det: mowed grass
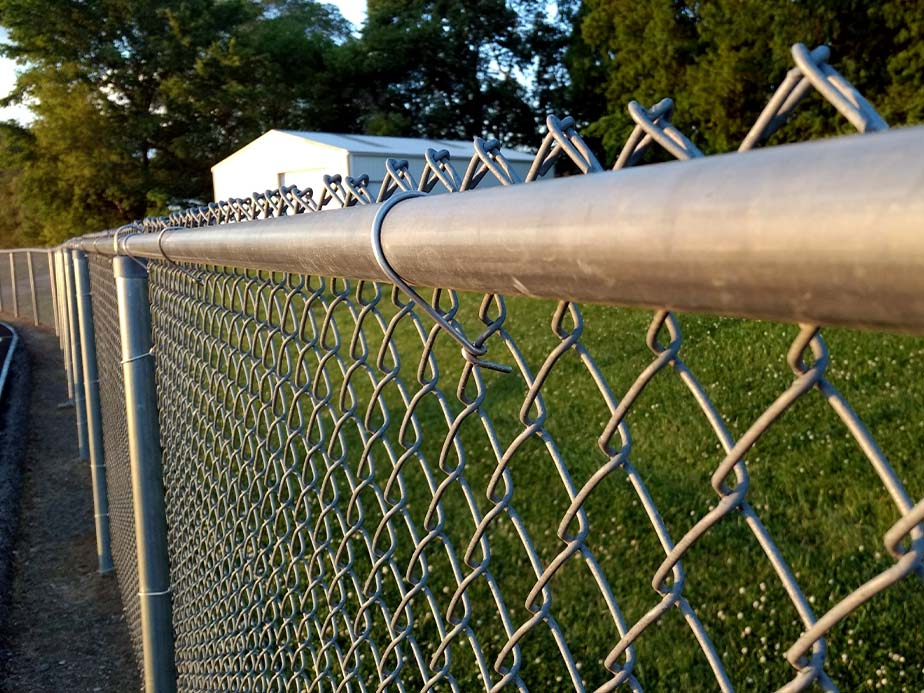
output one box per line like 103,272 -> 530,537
168,267 -> 924,691
343,289 -> 924,691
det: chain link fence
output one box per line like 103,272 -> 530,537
3,43 -> 924,691
88,253 -> 145,670
0,249 -> 58,329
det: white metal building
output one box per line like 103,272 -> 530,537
210,130 -> 540,202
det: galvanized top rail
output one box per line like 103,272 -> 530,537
30,42 -> 924,693
70,126 -> 924,334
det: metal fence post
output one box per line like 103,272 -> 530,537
48,249 -> 60,335
26,250 -> 38,326
73,250 -> 114,574
57,250 -> 74,400
0,252 -> 5,314
56,251 -> 66,348
53,252 -> 61,338
113,256 -> 176,693
9,252 -> 18,319
63,249 -> 88,458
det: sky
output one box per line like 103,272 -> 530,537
329,0 -> 367,29
0,28 -> 32,124
0,1 -> 369,125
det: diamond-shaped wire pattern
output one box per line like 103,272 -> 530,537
88,253 -> 144,678
0,250 -> 56,327
58,43 -> 924,692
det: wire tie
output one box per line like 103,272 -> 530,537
112,225 -> 150,274
370,191 -> 511,373
121,346 -> 156,365
112,225 -> 134,255
158,227 -> 204,286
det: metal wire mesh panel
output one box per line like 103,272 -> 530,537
55,43 -> 924,692
31,252 -> 54,327
0,252 -> 13,314
138,247 -> 923,692
0,250 -> 58,328
147,262 -> 607,691
10,252 -> 30,322
88,253 -> 144,677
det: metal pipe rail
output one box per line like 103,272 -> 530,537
33,44 -> 924,692
72,126 -> 924,334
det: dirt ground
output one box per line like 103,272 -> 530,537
0,322 -> 138,692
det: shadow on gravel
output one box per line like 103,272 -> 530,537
0,323 -> 138,693
0,336 -> 30,637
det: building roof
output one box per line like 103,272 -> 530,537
276,130 -> 536,162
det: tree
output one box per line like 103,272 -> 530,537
571,0 -> 924,159
0,0 -> 352,242
0,122 -> 38,247
156,0 -> 355,202
0,0 -> 584,243
348,0 -> 550,145
10,69 -> 144,242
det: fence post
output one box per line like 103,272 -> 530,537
113,256 -> 176,693
9,252 -> 18,319
48,250 -> 59,336
57,250 -> 74,400
73,250 -> 114,574
63,249 -> 88,459
26,251 -> 38,326
57,251 -> 67,348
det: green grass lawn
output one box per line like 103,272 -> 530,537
154,267 -> 924,691
376,293 -> 924,691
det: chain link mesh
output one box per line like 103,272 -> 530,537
88,253 -> 144,678
73,43 -> 924,691
0,250 -> 56,327
31,251 -> 55,327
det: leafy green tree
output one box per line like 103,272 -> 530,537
879,0 -> 924,125
349,0 -> 550,145
0,122 -> 38,247
572,0 -> 924,158
0,0 -> 581,242
16,70 -> 143,242
0,0 -> 351,242
157,1 -> 354,202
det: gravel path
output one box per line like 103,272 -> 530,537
0,323 -> 138,692
0,326 -> 30,640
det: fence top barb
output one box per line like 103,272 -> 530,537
70,125 -> 924,334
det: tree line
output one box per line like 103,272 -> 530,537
0,0 -> 921,245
